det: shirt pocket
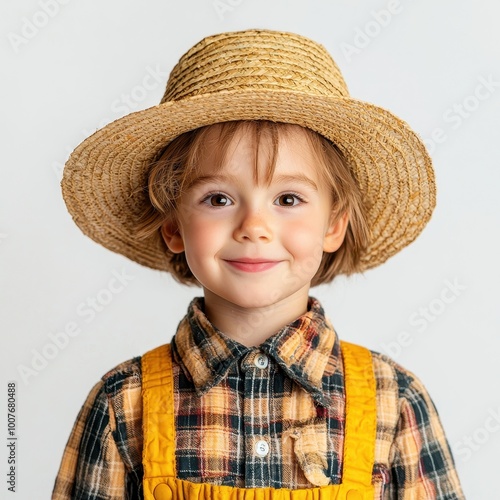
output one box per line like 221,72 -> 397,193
286,422 -> 335,487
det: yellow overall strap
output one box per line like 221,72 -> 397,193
142,344 -> 176,481
142,341 -> 377,500
339,341 -> 377,490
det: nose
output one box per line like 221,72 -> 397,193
233,208 -> 272,243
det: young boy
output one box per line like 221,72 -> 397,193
52,30 -> 465,499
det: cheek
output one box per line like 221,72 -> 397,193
281,219 -> 326,262
182,218 -> 224,257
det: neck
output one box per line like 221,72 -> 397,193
202,288 -> 310,347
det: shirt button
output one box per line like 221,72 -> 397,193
254,353 -> 269,369
255,440 -> 270,457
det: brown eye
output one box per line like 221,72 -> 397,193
276,194 -> 299,206
210,194 -> 230,206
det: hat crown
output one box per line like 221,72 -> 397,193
161,30 -> 349,103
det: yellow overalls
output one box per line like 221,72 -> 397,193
141,341 -> 376,500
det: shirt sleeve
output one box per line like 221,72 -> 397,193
388,376 -> 465,500
51,381 -> 127,500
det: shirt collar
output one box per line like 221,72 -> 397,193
172,297 -> 340,407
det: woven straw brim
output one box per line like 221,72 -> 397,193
62,88 -> 435,273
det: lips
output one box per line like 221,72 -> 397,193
224,258 -> 281,273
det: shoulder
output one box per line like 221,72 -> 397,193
369,349 -> 442,423
96,356 -> 144,415
368,350 -> 442,424
369,350 -> 417,398
76,356 -> 143,411
76,356 -> 144,432
101,355 -> 143,387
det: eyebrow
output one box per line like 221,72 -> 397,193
185,174 -> 239,190
272,174 -> 318,191
186,173 -> 318,191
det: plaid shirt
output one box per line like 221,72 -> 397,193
52,297 -> 464,499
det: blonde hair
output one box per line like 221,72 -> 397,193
137,121 -> 369,286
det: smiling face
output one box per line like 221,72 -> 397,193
161,123 -> 348,317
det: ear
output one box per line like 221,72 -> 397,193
323,211 -> 349,253
160,219 -> 185,254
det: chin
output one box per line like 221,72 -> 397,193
220,289 -> 284,310
231,296 -> 276,310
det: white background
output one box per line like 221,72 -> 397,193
2,0 -> 499,497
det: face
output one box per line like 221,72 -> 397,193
161,125 -> 348,313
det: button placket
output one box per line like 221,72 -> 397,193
243,349 -> 273,486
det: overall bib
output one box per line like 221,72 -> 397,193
141,341 -> 376,500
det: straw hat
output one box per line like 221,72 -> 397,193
62,29 -> 435,273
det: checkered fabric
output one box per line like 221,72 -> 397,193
52,297 -> 464,499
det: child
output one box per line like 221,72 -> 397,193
52,29 -> 465,499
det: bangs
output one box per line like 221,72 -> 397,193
181,121 -> 283,191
